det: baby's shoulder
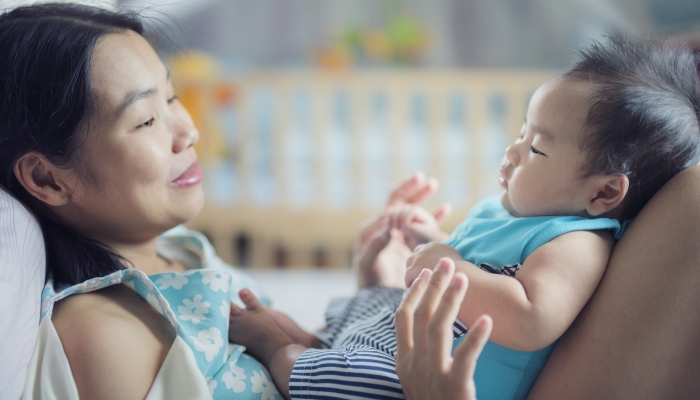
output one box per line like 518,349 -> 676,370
532,229 -> 615,264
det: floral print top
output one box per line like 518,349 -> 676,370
39,226 -> 284,400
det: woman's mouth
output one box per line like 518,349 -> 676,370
171,162 -> 202,187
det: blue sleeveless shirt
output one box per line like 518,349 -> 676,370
446,197 -> 626,400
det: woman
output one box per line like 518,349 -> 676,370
2,5 -> 470,399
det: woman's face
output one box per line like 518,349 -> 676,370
63,30 -> 203,243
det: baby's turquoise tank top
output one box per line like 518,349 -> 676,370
446,197 -> 626,400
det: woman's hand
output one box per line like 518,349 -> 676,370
353,172 -> 452,289
395,258 -> 493,400
385,204 -> 445,250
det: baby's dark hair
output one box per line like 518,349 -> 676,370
564,36 -> 700,220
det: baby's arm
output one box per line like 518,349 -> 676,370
229,289 -> 312,400
410,230 -> 614,351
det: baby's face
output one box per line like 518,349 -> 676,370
499,77 -> 598,217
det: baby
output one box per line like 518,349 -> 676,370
229,37 -> 700,400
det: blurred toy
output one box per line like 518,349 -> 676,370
313,13 -> 431,69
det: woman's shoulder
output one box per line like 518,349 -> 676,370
52,284 -> 176,399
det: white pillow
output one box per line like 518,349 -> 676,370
0,186 -> 46,400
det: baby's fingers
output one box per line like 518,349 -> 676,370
230,301 -> 244,317
432,202 -> 453,223
239,289 -> 263,311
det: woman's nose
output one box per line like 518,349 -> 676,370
172,117 -> 199,154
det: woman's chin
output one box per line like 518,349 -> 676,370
171,188 -> 206,225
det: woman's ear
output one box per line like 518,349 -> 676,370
13,152 -> 74,206
586,175 -> 629,217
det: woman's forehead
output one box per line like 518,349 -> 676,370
90,31 -> 166,116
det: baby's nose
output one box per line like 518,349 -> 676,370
505,144 -> 520,166
500,154 -> 510,169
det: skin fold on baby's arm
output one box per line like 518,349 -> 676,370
408,230 -> 614,351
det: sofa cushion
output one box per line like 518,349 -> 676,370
0,187 -> 46,400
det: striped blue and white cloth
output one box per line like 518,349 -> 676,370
289,286 -> 468,400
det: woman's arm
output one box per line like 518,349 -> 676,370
528,165 -> 700,399
51,285 -> 176,400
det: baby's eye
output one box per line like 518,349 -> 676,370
167,95 -> 178,104
531,146 -> 545,156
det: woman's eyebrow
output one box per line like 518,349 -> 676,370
115,69 -> 169,117
116,87 -> 157,116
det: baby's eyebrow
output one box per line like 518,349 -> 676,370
524,118 -> 555,143
534,126 -> 555,143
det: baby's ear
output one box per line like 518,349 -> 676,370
586,175 -> 629,217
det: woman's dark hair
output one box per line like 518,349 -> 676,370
565,37 -> 700,220
0,3 -> 145,285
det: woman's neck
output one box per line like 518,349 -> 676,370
110,239 -> 172,275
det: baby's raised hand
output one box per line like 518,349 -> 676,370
386,204 -> 445,250
229,289 -> 294,365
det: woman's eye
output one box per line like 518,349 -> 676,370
531,146 -> 545,155
137,118 -> 155,129
167,95 -> 178,104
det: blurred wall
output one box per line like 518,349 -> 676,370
119,0 -> 699,69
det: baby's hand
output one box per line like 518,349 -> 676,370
229,289 -> 294,365
265,308 -> 321,349
386,204 -> 445,250
405,242 -> 463,287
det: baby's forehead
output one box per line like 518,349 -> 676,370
528,77 -> 594,144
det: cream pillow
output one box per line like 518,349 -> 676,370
0,187 -> 46,400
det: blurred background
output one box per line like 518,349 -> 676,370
146,0 -> 700,271
3,0 -> 699,328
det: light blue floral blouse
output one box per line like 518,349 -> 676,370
40,226 -> 284,400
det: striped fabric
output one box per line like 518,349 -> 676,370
0,187 -> 46,400
290,286 -> 467,400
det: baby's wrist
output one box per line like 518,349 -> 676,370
269,342 -> 307,366
260,334 -> 295,366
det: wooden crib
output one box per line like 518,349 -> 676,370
178,69 -> 557,269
